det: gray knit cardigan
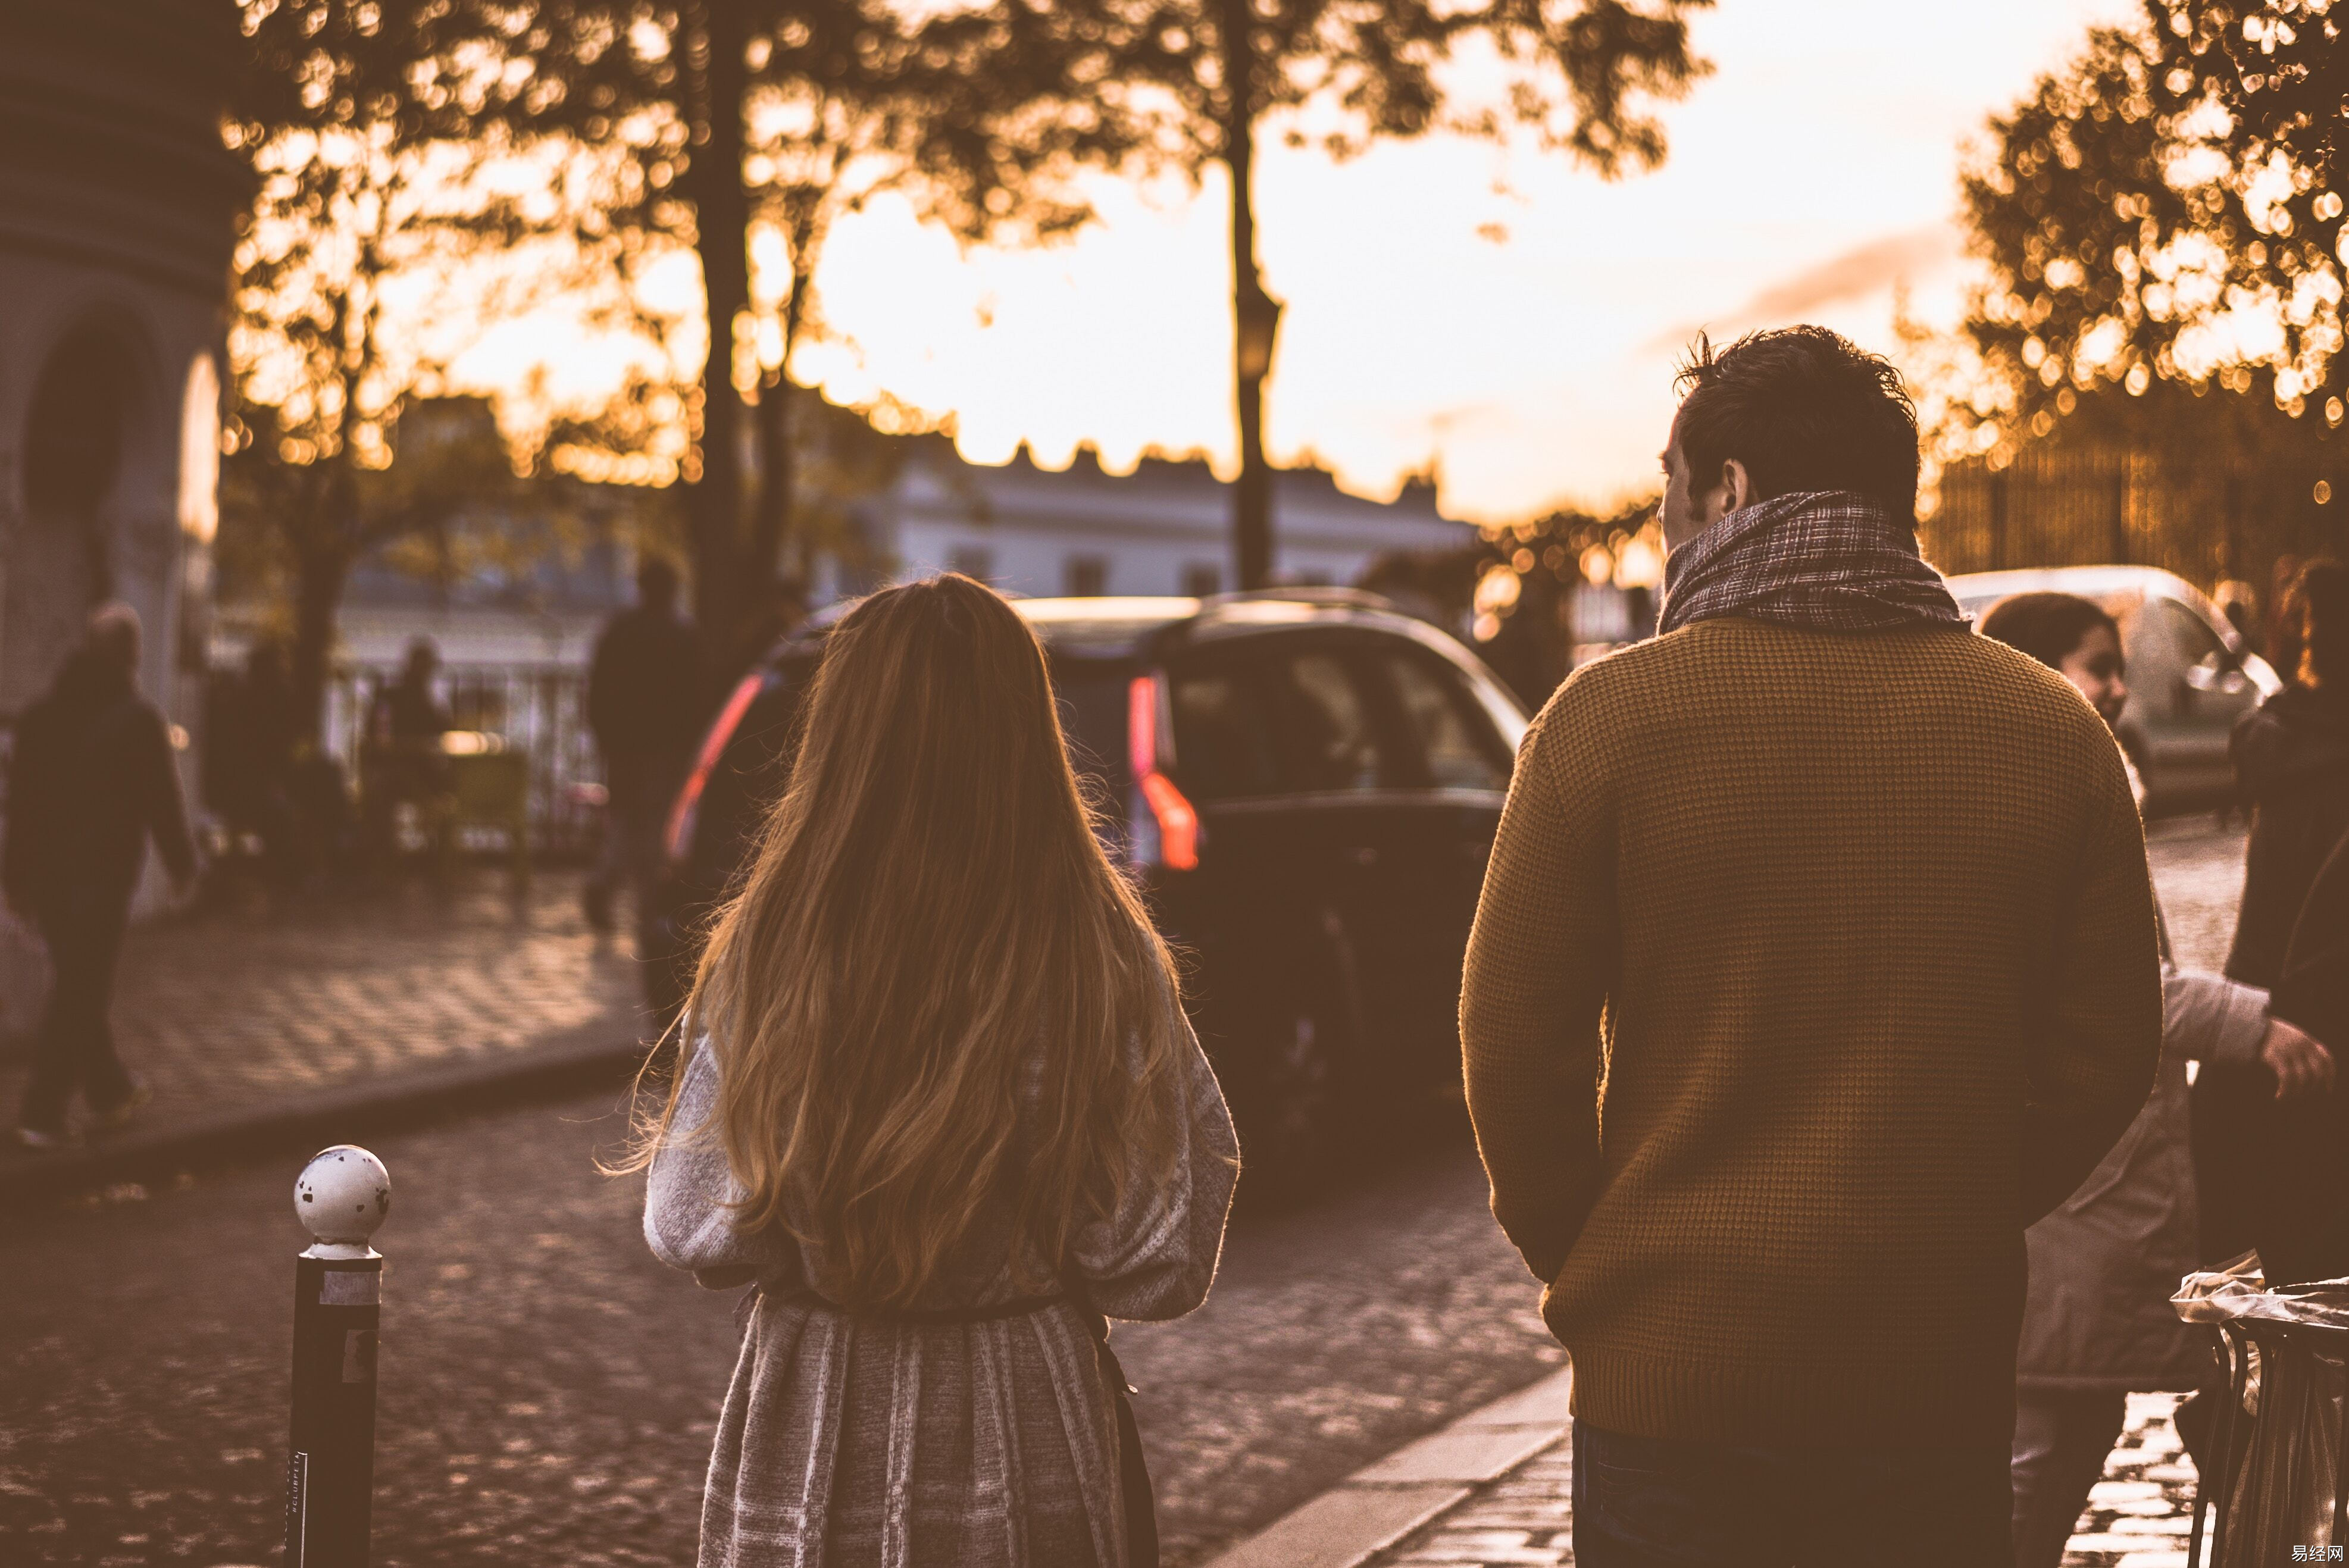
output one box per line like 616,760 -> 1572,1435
645,1007 -> 1238,1568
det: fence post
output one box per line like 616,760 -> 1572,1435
284,1145 -> 390,1567
2109,462 -> 2131,566
1989,468 -> 2010,571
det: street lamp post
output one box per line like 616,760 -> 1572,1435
284,1144 -> 390,1567
1233,280 -> 1283,591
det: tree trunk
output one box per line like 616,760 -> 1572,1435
752,368 -> 794,590
1221,0 -> 1274,591
683,0 -> 753,646
287,537 -> 350,752
751,262 -> 811,593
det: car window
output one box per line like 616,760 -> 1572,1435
1170,665 -> 1282,800
1377,646 -> 1511,791
1049,659 -> 1134,807
1259,647 -> 1390,793
2152,599 -> 2226,668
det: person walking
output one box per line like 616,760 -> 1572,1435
360,637 -> 452,868
2253,824 -> 2349,1287
632,574 -> 1238,1568
1459,327 -> 2164,1567
2195,558 -> 2349,1265
584,557 -> 702,937
2,605 -> 197,1148
1978,590 -> 2333,1568
205,638 -> 305,881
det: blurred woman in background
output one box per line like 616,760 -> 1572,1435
2197,559 -> 2349,1266
630,573 -> 1238,1568
1979,591 -> 2332,1568
2255,825 -> 2349,1287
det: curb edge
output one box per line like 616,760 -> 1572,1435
1197,1364 -> 1572,1568
0,1021 -> 655,1211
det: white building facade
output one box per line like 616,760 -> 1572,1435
828,441 -> 1475,602
0,4 -> 243,761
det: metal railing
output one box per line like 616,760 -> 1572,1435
1926,449 -> 2349,587
323,666 -> 600,855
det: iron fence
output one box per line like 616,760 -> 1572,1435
321,663 -> 601,855
1923,448 -> 2349,594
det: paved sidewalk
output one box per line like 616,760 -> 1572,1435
1358,1391 -> 2197,1568
0,866 -> 650,1190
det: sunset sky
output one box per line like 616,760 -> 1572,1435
458,0 -> 2142,526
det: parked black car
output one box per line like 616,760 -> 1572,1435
645,589 -> 1531,1173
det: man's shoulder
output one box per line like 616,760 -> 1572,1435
1535,619 -> 2110,752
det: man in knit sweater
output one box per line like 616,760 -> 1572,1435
1460,327 -> 2162,1564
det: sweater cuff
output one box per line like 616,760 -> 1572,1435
2207,980 -> 2272,1067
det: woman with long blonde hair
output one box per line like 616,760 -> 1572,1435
637,574 -> 1238,1568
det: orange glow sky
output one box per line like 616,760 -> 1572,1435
455,0 -> 2141,525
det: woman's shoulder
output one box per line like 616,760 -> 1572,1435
2236,686 -> 2349,791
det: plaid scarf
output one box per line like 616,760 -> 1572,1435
1657,490 -> 1966,638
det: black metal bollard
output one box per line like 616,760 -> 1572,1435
284,1145 -> 391,1567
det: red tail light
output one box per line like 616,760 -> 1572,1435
1127,674 -> 1199,871
664,671 -> 767,866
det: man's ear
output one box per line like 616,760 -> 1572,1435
1721,458 -> 1753,512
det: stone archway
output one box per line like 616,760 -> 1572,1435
1,324 -> 143,713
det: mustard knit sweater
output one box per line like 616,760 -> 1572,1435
1460,618 -> 2163,1447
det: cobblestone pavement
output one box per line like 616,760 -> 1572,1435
0,867 -> 647,1161
0,819 -> 2250,1566
1358,815 -> 2250,1568
2144,814 -> 2248,975
0,1093 -> 1558,1565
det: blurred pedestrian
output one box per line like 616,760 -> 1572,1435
584,557 -> 702,937
2195,558 -> 2349,1263
1460,327 -> 2162,1567
1979,591 -> 2332,1568
2254,825 -> 2349,1287
718,571 -> 809,688
2212,578 -> 2258,650
2,604 -> 196,1148
633,574 -> 1238,1568
360,637 -> 451,866
205,637 -> 304,880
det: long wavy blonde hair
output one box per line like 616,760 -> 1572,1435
646,574 -> 1184,1309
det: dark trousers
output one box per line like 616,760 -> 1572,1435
1572,1419 -> 2012,1567
588,753 -> 680,941
18,887 -> 135,1129
2009,1389 -> 2126,1568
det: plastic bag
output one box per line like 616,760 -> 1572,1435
2172,1253 -> 2349,1564
2176,1253 -> 2349,1333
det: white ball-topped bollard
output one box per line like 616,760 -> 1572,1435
284,1145 -> 390,1558
294,1144 -> 391,1259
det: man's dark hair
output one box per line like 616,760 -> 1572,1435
1978,591 -> 2119,673
1672,326 -> 1921,518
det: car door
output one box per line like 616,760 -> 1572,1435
1355,637 -> 1519,1085
1163,631 -> 1406,1088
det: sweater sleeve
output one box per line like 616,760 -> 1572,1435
2164,968 -> 2269,1068
1066,985 -> 1241,1322
643,1035 -> 806,1291
2017,747 -> 2165,1225
1459,696 -> 1616,1285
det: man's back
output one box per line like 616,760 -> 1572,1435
1461,618 -> 2161,1448
589,606 -> 703,762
